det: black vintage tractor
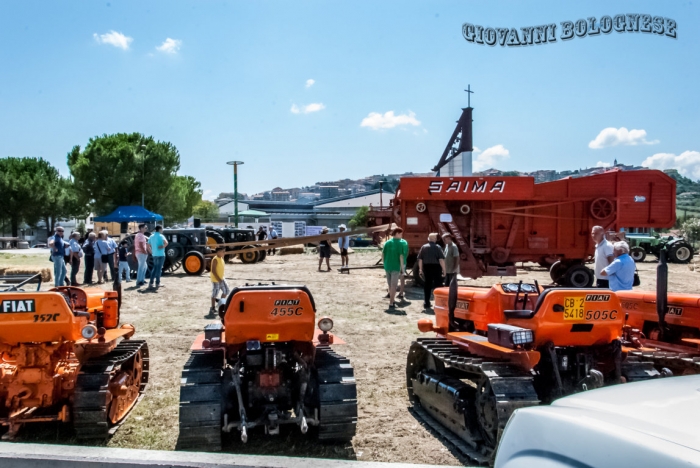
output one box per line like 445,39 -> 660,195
125,228 -> 210,277
205,226 -> 265,264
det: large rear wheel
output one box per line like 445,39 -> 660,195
549,261 -> 568,283
206,230 -> 225,249
564,264 -> 594,288
630,246 -> 647,262
669,242 -> 693,264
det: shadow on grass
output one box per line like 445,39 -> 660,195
406,406 -> 476,466
219,425 -> 357,460
384,307 -> 407,316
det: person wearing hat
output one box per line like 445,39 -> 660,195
318,227 -> 332,272
442,232 -> 460,287
338,224 -> 350,268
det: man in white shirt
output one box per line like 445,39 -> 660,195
591,225 -> 614,288
268,226 -> 278,256
338,224 -> 350,268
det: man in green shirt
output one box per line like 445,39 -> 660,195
383,228 -> 408,309
442,232 -> 460,287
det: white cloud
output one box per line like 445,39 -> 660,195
290,103 -> 325,114
305,79 -> 315,88
473,145 -> 510,172
203,189 -> 216,201
156,38 -> 182,54
642,151 -> 700,180
588,127 -> 659,149
360,111 -> 421,130
93,31 -> 133,50
596,161 -> 612,168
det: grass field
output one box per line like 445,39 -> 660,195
1,249 -> 699,464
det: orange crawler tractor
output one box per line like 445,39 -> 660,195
618,250 -> 700,374
177,284 -> 357,451
406,280 -> 663,464
0,275 -> 148,440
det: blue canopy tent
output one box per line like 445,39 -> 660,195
93,206 -> 163,223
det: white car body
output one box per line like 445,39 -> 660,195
495,375 -> 700,468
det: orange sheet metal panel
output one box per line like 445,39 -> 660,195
617,290 -> 700,331
398,176 -> 535,201
434,286 -> 624,347
224,289 -> 316,345
0,292 -> 84,344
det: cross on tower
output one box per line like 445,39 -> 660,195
464,84 -> 474,107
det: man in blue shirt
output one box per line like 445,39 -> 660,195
48,226 -> 67,287
147,225 -> 168,290
105,231 -> 119,281
600,241 -> 635,291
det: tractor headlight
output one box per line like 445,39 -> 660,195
81,324 -> 98,340
318,317 -> 334,333
487,324 -> 533,349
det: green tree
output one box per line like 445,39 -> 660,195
0,157 -> 84,236
193,200 -> 220,222
348,206 -> 370,228
681,217 -> 700,248
67,133 -> 202,222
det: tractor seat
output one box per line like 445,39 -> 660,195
503,288 -> 554,319
504,287 -> 615,320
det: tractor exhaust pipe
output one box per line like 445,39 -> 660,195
448,274 -> 458,331
657,247 -> 668,337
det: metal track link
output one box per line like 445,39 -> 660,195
411,337 -> 539,465
410,405 -> 491,466
626,350 -> 700,375
177,349 -> 225,452
73,339 -> 149,440
314,346 -> 357,442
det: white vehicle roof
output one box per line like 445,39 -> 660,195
495,375 -> 700,468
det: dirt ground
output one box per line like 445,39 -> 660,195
1,249 -> 699,465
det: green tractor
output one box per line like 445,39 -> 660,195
624,227 -> 694,263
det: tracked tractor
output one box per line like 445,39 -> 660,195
618,249 -> 700,375
177,284 -> 357,451
406,279 -> 665,464
0,275 -> 148,440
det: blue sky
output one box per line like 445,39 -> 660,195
1,1 -> 698,200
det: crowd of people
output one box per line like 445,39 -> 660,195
48,223 -> 168,291
381,228 -> 459,310
47,221 -> 637,314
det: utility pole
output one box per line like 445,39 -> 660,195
138,142 -> 147,207
227,161 -> 244,227
379,180 -> 384,210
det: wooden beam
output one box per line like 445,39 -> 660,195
205,223 -> 394,256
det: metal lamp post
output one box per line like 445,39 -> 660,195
138,143 -> 147,208
227,161 -> 244,227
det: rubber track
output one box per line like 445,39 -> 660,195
314,346 -> 358,442
73,339 -> 149,440
409,337 -> 539,465
177,349 -> 225,452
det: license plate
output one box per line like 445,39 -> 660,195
563,297 -> 585,321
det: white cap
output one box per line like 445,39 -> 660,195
339,224 -> 346,230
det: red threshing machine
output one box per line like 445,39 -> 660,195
368,169 -> 676,287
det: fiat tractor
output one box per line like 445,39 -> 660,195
177,284 -> 357,451
406,278 -> 664,464
0,275 -> 148,440
618,249 -> 700,375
